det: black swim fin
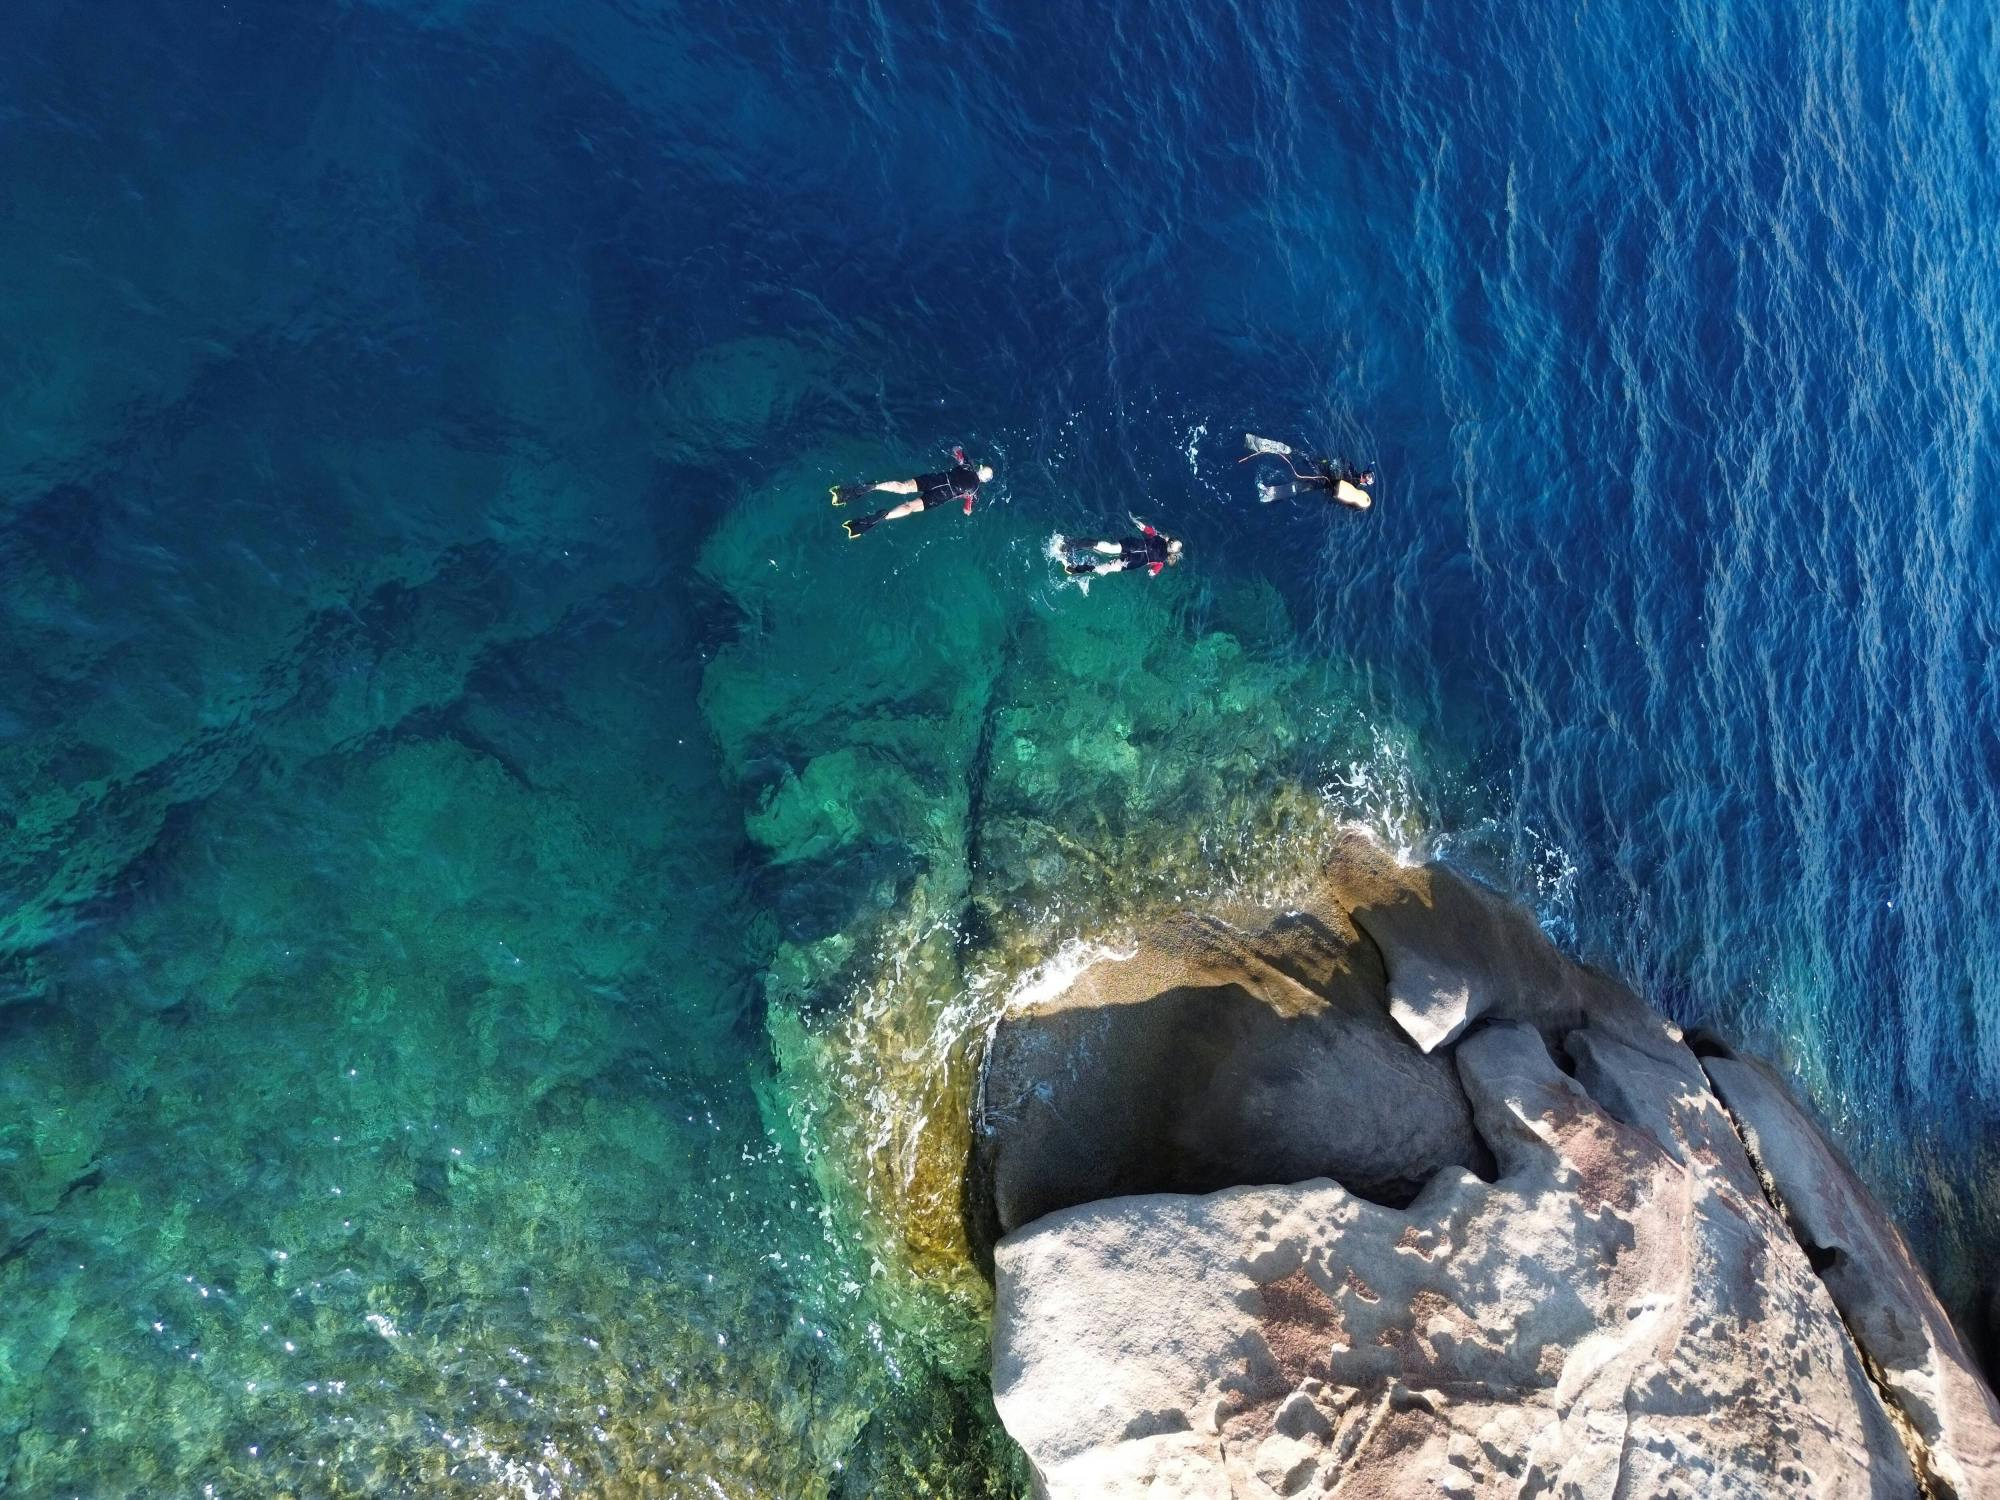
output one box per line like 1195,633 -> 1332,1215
1058,535 -> 1104,570
844,512 -> 881,539
830,483 -> 869,507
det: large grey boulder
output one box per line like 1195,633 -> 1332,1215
978,834 -> 2000,1497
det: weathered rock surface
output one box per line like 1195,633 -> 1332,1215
1705,1046 -> 2000,1499
968,898 -> 1491,1268
977,832 -> 2000,1497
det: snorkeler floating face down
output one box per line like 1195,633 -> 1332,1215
831,429 -> 1367,558
1055,522 -> 1182,578
834,448 -> 992,538
1242,433 -> 1376,510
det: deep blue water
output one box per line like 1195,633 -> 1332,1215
2,0 -> 1996,1493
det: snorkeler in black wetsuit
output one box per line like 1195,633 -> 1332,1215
833,447 -> 994,538
1059,521 -> 1184,577
1242,433 -> 1375,510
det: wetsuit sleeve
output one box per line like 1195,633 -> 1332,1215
938,465 -> 978,514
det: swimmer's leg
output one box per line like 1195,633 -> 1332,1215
1260,480 -> 1320,503
832,478 -> 918,506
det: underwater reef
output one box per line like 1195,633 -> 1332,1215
972,832 -> 2000,1498
696,451 -> 1429,1298
0,311 -> 1043,1491
696,451 -> 1430,1336
1,297 -> 1420,1495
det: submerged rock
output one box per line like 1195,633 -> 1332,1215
978,832 -> 2000,1498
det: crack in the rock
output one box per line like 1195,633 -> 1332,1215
1697,1056 -> 1942,1500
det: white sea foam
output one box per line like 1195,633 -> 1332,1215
1318,720 -> 1431,863
1000,937 -> 1136,1016
1045,531 -> 1090,594
1181,421 -> 1207,473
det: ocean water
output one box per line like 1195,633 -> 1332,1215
1,0 -> 1995,1494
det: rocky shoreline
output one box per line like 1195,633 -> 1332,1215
970,833 -> 2000,1497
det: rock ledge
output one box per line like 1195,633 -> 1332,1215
974,833 -> 2000,1498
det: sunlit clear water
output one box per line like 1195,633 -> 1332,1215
2,0 -> 1995,1493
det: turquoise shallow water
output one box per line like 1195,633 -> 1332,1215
2,0 -> 1997,1493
